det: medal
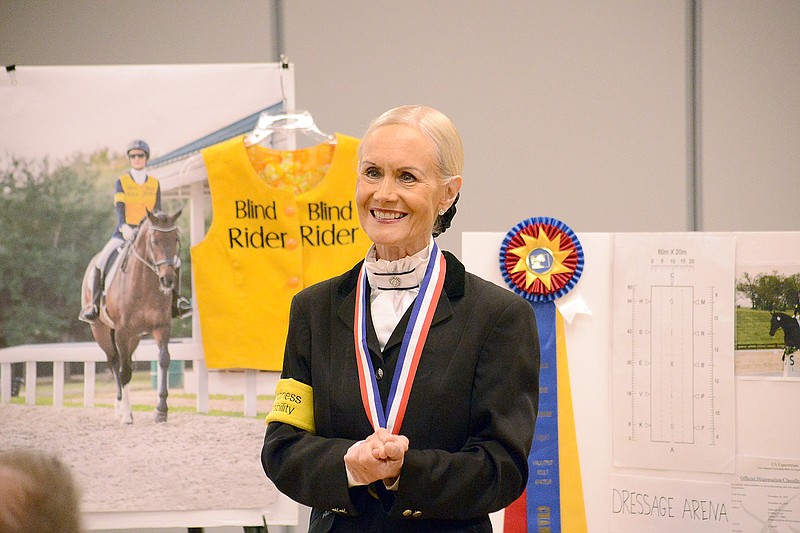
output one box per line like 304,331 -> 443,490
354,241 -> 446,433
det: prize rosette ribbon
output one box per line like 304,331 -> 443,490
499,217 -> 587,533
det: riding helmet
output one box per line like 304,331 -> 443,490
126,139 -> 150,158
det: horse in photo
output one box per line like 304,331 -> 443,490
81,209 -> 183,424
769,311 -> 800,362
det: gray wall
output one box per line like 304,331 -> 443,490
699,0 -> 800,232
2,0 -> 798,255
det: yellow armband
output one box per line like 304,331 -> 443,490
266,378 -> 315,433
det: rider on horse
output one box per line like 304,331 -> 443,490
80,139 -> 192,322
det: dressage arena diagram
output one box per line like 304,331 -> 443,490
611,234 -> 737,473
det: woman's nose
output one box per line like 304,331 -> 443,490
374,177 -> 397,200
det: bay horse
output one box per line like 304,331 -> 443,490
769,312 -> 800,361
81,209 -> 183,424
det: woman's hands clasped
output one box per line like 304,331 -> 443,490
344,428 -> 409,486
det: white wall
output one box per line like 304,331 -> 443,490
699,0 -> 800,232
2,1 -> 797,255
282,1 -> 691,255
0,0 -> 278,65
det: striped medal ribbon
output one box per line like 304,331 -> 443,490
354,242 -> 446,434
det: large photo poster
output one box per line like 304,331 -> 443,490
0,64 -> 297,528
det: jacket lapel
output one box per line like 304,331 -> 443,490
336,260 -> 363,330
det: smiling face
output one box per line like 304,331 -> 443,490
356,124 -> 461,261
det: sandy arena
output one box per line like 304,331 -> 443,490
0,403 -> 283,515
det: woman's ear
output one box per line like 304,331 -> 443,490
440,175 -> 462,212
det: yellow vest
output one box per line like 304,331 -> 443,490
192,134 -> 371,370
115,174 -> 160,225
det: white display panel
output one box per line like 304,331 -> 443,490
463,231 -> 800,533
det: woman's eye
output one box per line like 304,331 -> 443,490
363,168 -> 380,179
399,172 -> 416,183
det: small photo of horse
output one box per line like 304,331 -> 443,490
735,266 -> 800,377
770,312 -> 800,366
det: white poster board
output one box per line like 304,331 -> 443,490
463,231 -> 800,533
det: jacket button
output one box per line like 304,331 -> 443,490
376,368 -> 384,380
287,276 -> 300,288
284,205 -> 296,216
286,237 -> 298,250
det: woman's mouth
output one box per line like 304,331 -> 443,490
371,209 -> 406,221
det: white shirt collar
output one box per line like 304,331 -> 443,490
130,168 -> 148,184
364,238 -> 434,290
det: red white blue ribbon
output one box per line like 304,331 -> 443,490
354,241 -> 446,434
499,217 -> 583,303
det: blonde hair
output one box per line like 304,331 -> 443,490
359,105 -> 464,179
0,449 -> 82,533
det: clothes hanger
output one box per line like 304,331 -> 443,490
245,56 -> 335,148
243,109 -> 336,147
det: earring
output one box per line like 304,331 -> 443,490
438,209 -> 445,216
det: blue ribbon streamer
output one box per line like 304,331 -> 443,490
526,300 -> 561,532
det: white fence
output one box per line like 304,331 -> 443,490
0,339 -> 271,416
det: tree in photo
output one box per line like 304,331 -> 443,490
0,155 -> 112,348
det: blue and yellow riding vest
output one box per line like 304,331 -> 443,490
114,173 -> 161,226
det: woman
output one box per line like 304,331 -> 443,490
262,105 -> 539,532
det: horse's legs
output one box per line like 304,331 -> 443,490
117,384 -> 133,425
109,363 -> 126,420
153,327 -> 171,423
113,330 -> 140,425
92,326 -> 127,421
106,335 -> 123,401
109,352 -> 127,420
